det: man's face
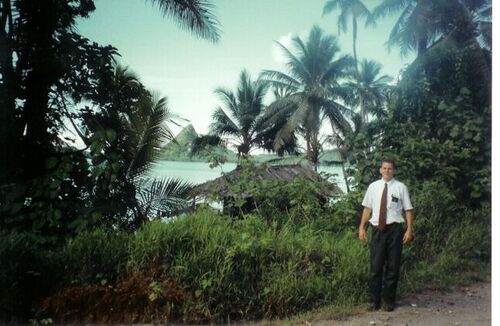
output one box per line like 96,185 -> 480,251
379,162 -> 395,181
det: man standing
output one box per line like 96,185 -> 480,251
358,159 -> 414,311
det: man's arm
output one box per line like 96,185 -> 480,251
403,209 -> 414,244
358,207 -> 372,241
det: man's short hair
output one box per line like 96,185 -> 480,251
381,158 -> 397,169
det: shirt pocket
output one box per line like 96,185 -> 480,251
389,193 -> 402,210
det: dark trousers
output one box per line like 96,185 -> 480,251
368,223 -> 404,305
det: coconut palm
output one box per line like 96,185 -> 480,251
344,59 -> 393,123
260,26 -> 353,170
372,0 -> 491,57
322,0 -> 373,74
209,70 -> 272,158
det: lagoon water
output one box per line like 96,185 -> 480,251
149,160 -> 347,193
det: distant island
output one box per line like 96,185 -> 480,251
159,124 -> 343,165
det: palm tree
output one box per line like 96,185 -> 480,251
82,66 -> 193,229
209,70 -> 270,158
372,0 -> 491,57
260,26 -> 353,170
344,59 -> 393,123
322,0 -> 373,74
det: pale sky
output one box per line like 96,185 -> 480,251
77,0 -> 415,135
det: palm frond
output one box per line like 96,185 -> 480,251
209,107 -> 240,136
373,0 -> 413,19
322,54 -> 355,82
273,41 -> 310,82
138,177 -> 193,218
147,0 -> 221,42
321,100 -> 352,137
126,94 -> 174,179
214,87 -> 239,117
272,99 -> 309,150
385,1 -> 418,54
260,93 -> 302,126
337,7 -> 349,34
322,0 -> 340,16
260,70 -> 301,90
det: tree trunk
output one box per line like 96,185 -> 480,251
340,152 -> 350,193
20,0 -> 60,180
352,16 -> 359,76
0,0 -> 22,184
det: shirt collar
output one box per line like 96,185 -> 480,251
381,178 -> 395,185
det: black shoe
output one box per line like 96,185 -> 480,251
382,303 -> 395,312
367,302 -> 381,311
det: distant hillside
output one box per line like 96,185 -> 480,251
158,124 -> 197,161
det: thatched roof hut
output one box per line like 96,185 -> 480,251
190,164 -> 342,201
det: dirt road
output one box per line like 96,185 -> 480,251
317,282 -> 490,326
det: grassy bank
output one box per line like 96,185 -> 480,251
1,201 -> 490,324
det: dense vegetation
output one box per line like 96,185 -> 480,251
0,0 -> 491,323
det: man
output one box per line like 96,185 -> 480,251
358,159 -> 414,312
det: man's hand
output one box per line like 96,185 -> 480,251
358,227 -> 367,241
403,229 -> 413,244
403,210 -> 414,244
358,207 -> 372,241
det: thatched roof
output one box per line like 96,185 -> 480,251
190,164 -> 342,199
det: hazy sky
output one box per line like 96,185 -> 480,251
77,0 -> 415,135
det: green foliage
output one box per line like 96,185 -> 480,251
127,210 -> 367,321
61,228 -> 130,285
401,210 -> 490,291
348,45 -> 490,208
1,199 -> 489,323
0,152 -> 96,245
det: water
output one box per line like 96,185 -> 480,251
149,160 -> 347,193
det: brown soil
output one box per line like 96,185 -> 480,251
41,279 -> 491,325
42,270 -> 187,324
315,282 -> 491,326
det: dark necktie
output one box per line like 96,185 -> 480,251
378,183 -> 388,230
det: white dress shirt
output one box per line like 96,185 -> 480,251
362,178 -> 413,226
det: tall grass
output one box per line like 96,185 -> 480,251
125,210 -> 368,320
